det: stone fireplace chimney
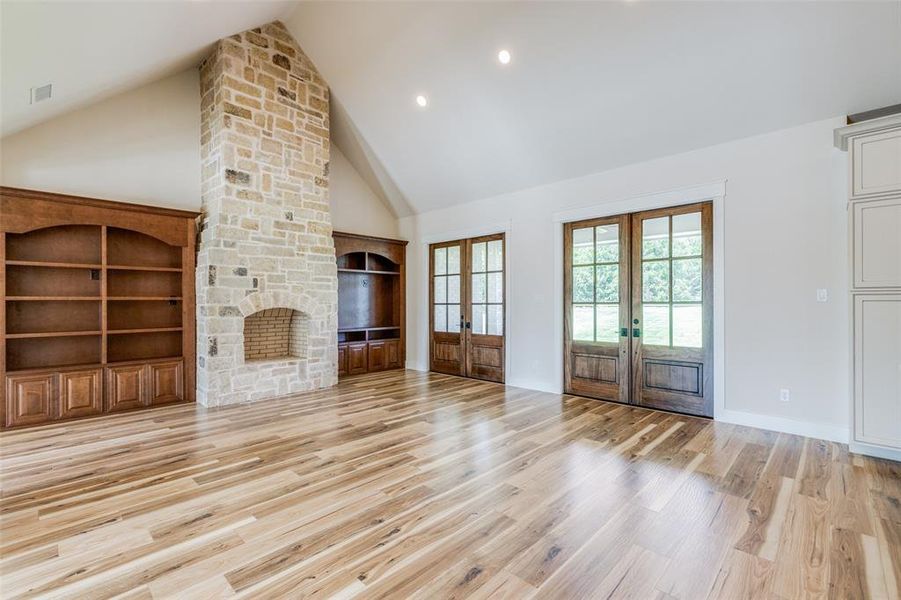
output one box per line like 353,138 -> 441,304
196,22 -> 337,407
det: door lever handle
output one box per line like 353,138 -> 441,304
620,327 -> 629,337
632,328 -> 641,338
465,321 -> 471,329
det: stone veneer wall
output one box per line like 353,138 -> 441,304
196,21 -> 337,407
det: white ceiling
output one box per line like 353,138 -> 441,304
2,2 -> 900,217
284,1 -> 901,215
0,1 -> 292,137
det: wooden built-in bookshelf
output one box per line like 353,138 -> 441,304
334,232 -> 407,376
1,187 -> 198,427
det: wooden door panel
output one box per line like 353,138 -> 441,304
347,343 -> 368,375
464,234 -> 505,383
5,373 -> 55,427
642,359 -> 702,394
385,340 -> 402,369
429,241 -> 465,376
631,202 -> 713,417
563,215 -> 630,403
148,361 -> 183,405
337,345 -> 348,376
468,336 -> 504,382
59,369 -> 102,419
106,365 -> 146,412
368,341 -> 387,372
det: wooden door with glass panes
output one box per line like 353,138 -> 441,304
563,215 -> 631,403
429,234 -> 505,383
563,202 -> 712,417
631,203 -> 712,416
429,240 -> 465,376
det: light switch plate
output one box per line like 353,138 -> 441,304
816,289 -> 828,302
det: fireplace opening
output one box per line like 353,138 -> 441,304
243,308 -> 309,362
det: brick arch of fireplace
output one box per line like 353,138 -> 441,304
237,291 -> 323,366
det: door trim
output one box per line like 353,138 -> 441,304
553,181 -> 726,418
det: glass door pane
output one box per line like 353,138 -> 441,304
639,212 -> 703,348
432,245 -> 461,332
570,224 -> 620,343
471,239 -> 503,336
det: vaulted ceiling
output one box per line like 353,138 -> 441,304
3,2 -> 900,216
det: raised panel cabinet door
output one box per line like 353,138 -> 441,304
5,373 -> 55,427
347,343 -> 368,375
337,345 -> 348,376
368,341 -> 387,372
385,340 -> 402,369
852,128 -> 901,199
853,197 -> 901,289
105,365 -> 146,412
59,369 -> 102,419
148,361 -> 184,406
854,294 -> 901,450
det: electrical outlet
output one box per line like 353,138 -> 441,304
779,388 -> 791,402
816,289 -> 828,302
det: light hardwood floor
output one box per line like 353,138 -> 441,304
1,370 -> 898,599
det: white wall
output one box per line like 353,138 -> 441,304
400,116 -> 850,441
0,68 -> 398,238
0,70 -> 202,211
330,145 -> 398,238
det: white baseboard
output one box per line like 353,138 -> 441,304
716,408 -> 849,443
849,441 -> 901,462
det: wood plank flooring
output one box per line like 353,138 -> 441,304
1,369 -> 899,599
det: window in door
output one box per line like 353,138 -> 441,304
571,223 -> 621,344
640,212 -> 703,347
432,245 -> 461,333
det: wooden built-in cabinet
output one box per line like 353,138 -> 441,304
333,232 -> 407,376
835,113 -> 901,461
1,187 -> 198,428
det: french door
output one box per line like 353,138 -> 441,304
564,202 -> 713,417
429,234 -> 505,383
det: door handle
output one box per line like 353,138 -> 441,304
465,321 -> 471,329
632,328 -> 641,338
620,327 -> 629,337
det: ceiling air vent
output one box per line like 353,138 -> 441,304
29,84 -> 52,104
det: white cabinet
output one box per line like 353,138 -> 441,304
853,295 -> 901,450
851,129 -> 901,199
852,197 -> 901,289
836,113 -> 901,461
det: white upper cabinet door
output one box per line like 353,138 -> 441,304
853,294 -> 901,449
853,197 -> 901,289
851,128 -> 901,199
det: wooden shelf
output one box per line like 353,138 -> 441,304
2,187 -> 198,426
6,331 -> 102,339
338,326 -> 400,332
107,327 -> 183,335
337,268 -> 400,275
107,265 -> 182,272
5,260 -> 101,269
6,296 -> 102,301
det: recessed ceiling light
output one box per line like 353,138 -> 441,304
497,49 -> 511,65
415,94 -> 428,108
